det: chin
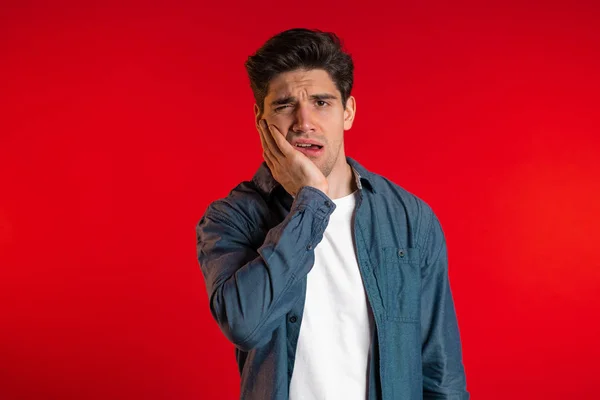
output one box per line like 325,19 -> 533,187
319,163 -> 334,178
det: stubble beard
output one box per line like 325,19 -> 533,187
318,145 -> 341,178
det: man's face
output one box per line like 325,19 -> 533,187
255,68 -> 355,178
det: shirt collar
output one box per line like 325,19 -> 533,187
251,156 -> 377,199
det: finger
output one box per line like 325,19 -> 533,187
262,140 -> 279,173
263,149 -> 275,171
258,122 -> 279,172
259,119 -> 284,159
267,123 -> 295,157
257,121 -> 270,156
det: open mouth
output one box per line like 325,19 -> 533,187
295,143 -> 323,150
293,143 -> 324,156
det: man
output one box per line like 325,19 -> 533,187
196,28 -> 469,400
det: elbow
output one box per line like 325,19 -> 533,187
229,330 -> 263,352
209,290 -> 264,352
220,314 -> 262,352
423,362 -> 469,399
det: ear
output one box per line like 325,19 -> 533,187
343,95 -> 356,130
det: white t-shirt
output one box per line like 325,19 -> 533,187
289,190 -> 375,400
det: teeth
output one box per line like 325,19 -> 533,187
296,143 -> 313,148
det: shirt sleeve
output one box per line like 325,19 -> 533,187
420,209 -> 470,399
196,185 -> 335,351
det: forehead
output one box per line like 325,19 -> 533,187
266,69 -> 339,99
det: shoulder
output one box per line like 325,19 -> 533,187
200,179 -> 268,233
349,156 -> 435,218
366,168 -> 436,219
357,163 -> 441,250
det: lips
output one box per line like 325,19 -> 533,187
291,139 -> 324,157
291,139 -> 324,148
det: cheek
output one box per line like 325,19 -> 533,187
268,113 -> 293,128
261,116 -> 288,137
326,117 -> 345,139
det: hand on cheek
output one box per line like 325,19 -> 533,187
257,119 -> 328,197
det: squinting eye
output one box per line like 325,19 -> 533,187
275,105 -> 291,112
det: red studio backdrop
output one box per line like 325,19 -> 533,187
1,1 -> 599,399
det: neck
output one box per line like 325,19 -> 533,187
326,156 -> 357,199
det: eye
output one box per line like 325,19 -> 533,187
316,100 -> 328,107
274,105 -> 291,112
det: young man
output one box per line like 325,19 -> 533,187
196,28 -> 469,400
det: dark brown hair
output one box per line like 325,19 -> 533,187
245,28 -> 354,117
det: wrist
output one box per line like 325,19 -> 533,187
307,183 -> 328,196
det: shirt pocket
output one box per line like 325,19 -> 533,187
382,247 -> 421,323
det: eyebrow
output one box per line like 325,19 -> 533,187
270,93 -> 338,107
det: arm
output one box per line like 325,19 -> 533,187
196,186 -> 334,352
420,211 -> 469,399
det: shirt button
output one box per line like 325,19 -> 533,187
307,244 -> 313,251
324,200 -> 332,207
398,250 -> 405,257
289,316 -> 298,323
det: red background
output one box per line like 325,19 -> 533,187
1,1 -> 599,399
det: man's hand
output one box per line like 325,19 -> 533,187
258,119 -> 329,197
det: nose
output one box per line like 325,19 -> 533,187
291,102 -> 316,133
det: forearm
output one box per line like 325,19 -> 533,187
197,186 -> 334,351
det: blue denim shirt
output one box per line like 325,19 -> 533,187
196,157 -> 469,400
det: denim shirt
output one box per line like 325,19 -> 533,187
196,157 -> 469,400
